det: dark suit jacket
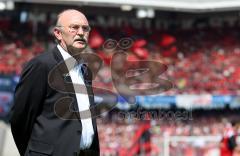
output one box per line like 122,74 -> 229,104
9,47 -> 100,156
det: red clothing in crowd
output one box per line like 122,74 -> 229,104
220,137 -> 233,156
220,126 -> 236,156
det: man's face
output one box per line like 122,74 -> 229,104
54,10 -> 90,57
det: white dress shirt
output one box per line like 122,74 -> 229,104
57,45 -> 94,149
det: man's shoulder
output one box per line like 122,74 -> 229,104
34,49 -> 55,63
24,47 -> 58,70
30,47 -> 58,63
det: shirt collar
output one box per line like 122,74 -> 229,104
57,44 -> 73,61
57,44 -> 78,70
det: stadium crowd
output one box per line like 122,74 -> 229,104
98,109 -> 240,156
1,16 -> 240,156
0,18 -> 240,95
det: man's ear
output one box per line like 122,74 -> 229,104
53,27 -> 62,41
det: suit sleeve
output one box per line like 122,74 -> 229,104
9,59 -> 47,155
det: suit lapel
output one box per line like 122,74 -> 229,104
52,47 -> 96,124
82,65 -> 98,131
52,47 -> 82,121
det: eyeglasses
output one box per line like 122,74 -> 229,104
56,24 -> 91,34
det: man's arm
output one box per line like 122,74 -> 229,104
9,59 -> 47,155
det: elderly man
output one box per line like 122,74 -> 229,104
10,9 -> 99,156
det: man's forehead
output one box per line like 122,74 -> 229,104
60,10 -> 84,17
58,10 -> 88,25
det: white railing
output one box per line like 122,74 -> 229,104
163,135 -> 222,156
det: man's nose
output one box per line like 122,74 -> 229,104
77,27 -> 84,35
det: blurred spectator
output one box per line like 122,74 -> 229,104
220,120 -> 236,156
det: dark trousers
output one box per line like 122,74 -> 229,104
74,149 -> 98,156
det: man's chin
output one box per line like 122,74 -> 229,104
68,45 -> 87,56
74,43 -> 87,50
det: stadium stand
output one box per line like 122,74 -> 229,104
0,3 -> 240,156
